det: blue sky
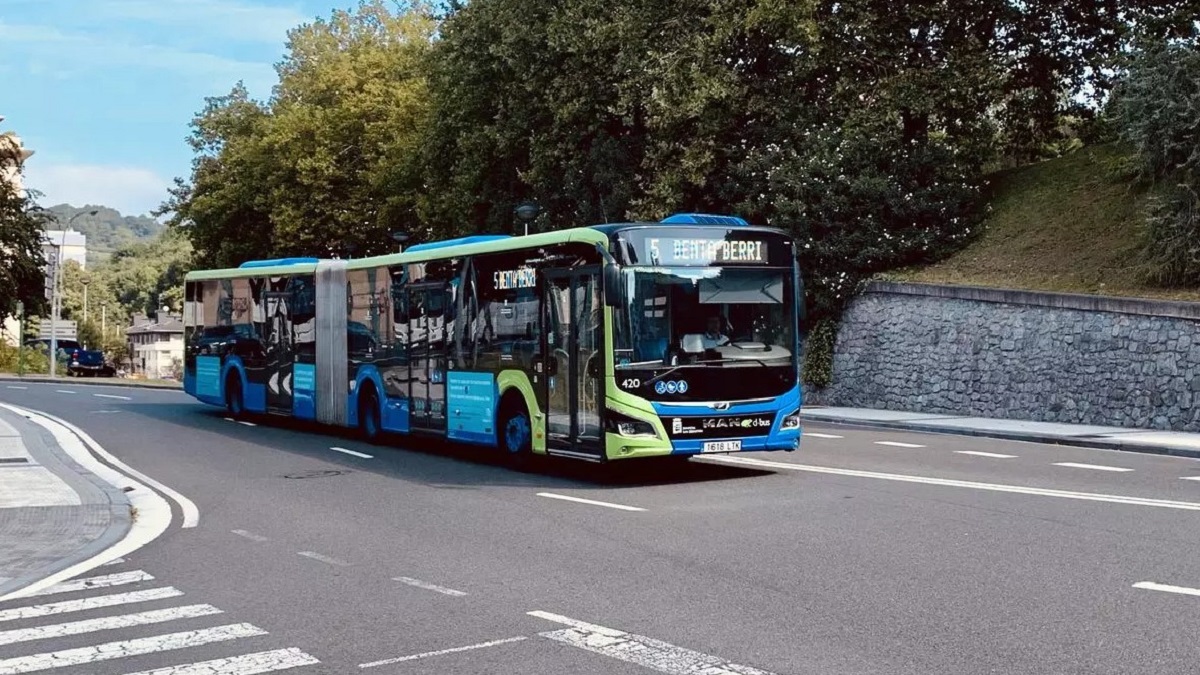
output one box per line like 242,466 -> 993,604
1,0 -> 339,217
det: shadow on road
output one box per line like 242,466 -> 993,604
113,402 -> 773,490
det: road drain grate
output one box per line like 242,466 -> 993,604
0,458 -> 30,464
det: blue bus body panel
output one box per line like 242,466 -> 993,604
292,362 -> 317,420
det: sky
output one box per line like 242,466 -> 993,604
1,0 -> 339,217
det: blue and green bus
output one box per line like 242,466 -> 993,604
182,214 -> 803,463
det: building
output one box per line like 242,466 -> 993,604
43,229 -> 88,270
126,313 -> 184,379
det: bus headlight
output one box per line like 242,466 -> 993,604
605,410 -> 658,438
780,408 -> 801,430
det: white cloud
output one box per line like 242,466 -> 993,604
26,163 -> 171,217
0,20 -> 277,95
98,0 -> 308,44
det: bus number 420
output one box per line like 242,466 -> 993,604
621,378 -> 641,389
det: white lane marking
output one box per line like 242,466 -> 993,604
231,529 -> 269,542
708,456 -> 1200,512
93,393 -> 132,401
223,417 -> 234,422
102,557 -> 126,566
359,637 -> 527,669
955,450 -> 1017,459
1180,477 -> 1200,481
124,647 -> 321,675
0,588 -> 183,624
90,410 -> 122,414
237,420 -> 257,427
330,446 -> 373,459
0,604 -> 222,646
1053,462 -> 1133,472
5,387 -> 27,390
874,441 -> 925,448
26,570 -> 154,598
393,576 -> 467,597
54,390 -> 76,394
804,432 -> 843,439
0,405 -> 177,602
297,551 -> 350,567
529,610 -> 777,675
0,623 -> 266,674
1133,582 -> 1200,597
536,492 -> 646,512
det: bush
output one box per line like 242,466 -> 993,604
1111,45 -> 1200,285
0,342 -> 50,375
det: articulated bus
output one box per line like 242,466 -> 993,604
182,213 -> 803,463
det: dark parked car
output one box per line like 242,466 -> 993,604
67,349 -> 116,377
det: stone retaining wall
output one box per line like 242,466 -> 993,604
807,282 -> 1200,431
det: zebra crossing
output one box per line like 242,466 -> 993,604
0,559 -> 319,674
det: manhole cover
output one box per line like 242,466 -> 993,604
282,469 -> 350,479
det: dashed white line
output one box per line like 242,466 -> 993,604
93,393 -> 132,401
536,492 -> 646,512
804,432 -> 843,439
0,623 -> 266,674
529,610 -> 777,675
101,557 -> 126,566
874,441 -> 925,448
330,446 -> 373,459
124,647 -> 321,675
1180,476 -> 1200,481
0,588 -> 183,623
1053,462 -> 1133,473
54,390 -> 76,395
237,420 -> 257,427
955,450 -> 1017,459
223,417 -> 234,422
1133,581 -> 1200,597
393,576 -> 467,597
5,386 -> 26,390
707,456 -> 1200,512
231,529 -> 269,542
0,604 -> 222,646
26,570 -> 154,598
358,637 -> 528,668
297,551 -> 350,567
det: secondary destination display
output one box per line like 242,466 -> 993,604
646,237 -> 768,265
493,266 -> 537,290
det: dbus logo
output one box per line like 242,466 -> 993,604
654,380 -> 689,395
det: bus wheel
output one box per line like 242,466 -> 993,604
499,399 -> 532,469
358,387 -> 382,444
225,374 -> 245,418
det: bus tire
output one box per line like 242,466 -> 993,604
225,372 -> 245,418
498,395 -> 532,469
358,385 -> 382,444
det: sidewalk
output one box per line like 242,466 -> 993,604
800,407 -> 1200,460
0,406 -> 131,597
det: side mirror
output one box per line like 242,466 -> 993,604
603,262 -> 621,308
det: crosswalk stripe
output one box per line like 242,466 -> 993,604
103,558 -> 127,566
0,623 -> 267,674
122,647 -> 321,674
26,571 -> 154,598
0,588 -> 184,624
0,605 -> 222,646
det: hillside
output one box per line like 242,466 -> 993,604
43,204 -> 164,264
893,144 -> 1200,302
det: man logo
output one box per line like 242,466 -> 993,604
677,380 -> 689,393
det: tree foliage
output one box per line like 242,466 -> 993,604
0,169 -> 51,323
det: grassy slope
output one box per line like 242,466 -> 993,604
893,144 -> 1200,302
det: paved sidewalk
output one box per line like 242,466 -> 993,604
800,407 -> 1200,460
0,406 -> 130,597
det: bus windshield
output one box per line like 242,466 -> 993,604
612,266 -> 797,400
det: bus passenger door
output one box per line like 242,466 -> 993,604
408,283 -> 449,432
542,269 -> 603,458
264,291 -> 293,414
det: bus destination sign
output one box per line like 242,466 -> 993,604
646,237 -> 768,266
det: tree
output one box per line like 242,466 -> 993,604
0,166 -> 50,322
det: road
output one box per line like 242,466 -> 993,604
1,381 -> 1200,674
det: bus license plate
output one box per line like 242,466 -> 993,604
702,440 -> 742,453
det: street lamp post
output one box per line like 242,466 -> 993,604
82,277 -> 89,324
391,231 -> 410,253
101,302 -> 107,339
514,202 -> 541,236
49,209 -> 97,376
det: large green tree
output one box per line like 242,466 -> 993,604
163,1 -> 436,267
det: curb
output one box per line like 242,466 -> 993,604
799,413 -> 1200,462
0,411 -> 133,599
0,374 -> 181,391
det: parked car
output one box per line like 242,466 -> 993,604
24,338 -> 82,357
67,349 -> 116,377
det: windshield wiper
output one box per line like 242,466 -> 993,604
642,356 -> 787,386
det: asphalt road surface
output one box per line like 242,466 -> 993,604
2,382 -> 1200,674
